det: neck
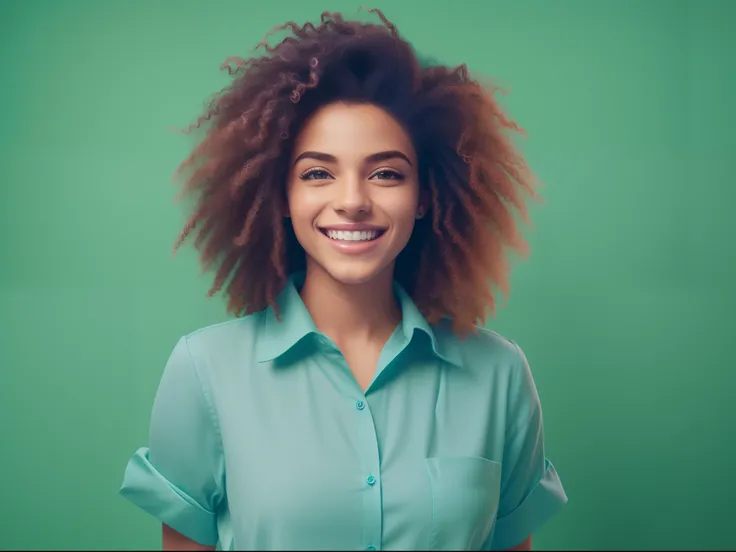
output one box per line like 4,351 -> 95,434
299,262 -> 401,346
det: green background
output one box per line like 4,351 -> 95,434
1,0 -> 734,550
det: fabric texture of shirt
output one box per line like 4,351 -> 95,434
119,273 -> 567,550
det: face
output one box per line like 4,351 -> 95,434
287,102 -> 424,286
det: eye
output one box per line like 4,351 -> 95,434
299,168 -> 333,180
370,169 -> 404,181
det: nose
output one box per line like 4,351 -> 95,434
332,175 -> 372,216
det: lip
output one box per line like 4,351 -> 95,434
318,225 -> 387,255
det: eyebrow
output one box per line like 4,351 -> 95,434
292,150 -> 413,167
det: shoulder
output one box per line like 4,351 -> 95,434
432,318 -> 526,375
430,319 -> 542,433
177,310 -> 267,373
184,312 -> 262,347
433,320 -> 545,437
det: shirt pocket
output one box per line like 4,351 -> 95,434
425,456 -> 502,551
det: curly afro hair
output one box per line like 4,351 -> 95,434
173,8 -> 538,336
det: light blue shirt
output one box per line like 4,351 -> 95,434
120,273 -> 567,550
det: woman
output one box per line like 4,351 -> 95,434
120,8 -> 567,551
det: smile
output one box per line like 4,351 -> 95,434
318,226 -> 387,255
321,229 -> 385,242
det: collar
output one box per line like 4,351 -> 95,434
254,272 -> 462,368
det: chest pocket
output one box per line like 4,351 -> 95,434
425,456 -> 502,551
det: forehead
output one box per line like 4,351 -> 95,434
292,102 -> 415,161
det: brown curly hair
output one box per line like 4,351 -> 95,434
173,8 -> 538,335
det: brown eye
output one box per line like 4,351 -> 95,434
300,168 -> 332,180
371,169 -> 404,180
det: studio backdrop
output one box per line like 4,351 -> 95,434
1,0 -> 734,550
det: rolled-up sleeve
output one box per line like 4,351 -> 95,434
488,343 -> 568,550
120,336 -> 226,547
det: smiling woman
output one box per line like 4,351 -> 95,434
119,7 -> 567,552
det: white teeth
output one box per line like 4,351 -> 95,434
325,229 -> 380,242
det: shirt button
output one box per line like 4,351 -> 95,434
356,400 -> 366,410
366,475 -> 376,486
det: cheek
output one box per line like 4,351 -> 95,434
382,194 -> 420,242
287,189 -> 319,230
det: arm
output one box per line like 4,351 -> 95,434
119,337 -> 226,549
163,524 -> 215,551
487,343 -> 567,550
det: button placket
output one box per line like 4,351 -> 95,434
353,396 -> 382,551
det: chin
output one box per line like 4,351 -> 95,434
309,254 -> 395,287
324,264 -> 386,286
